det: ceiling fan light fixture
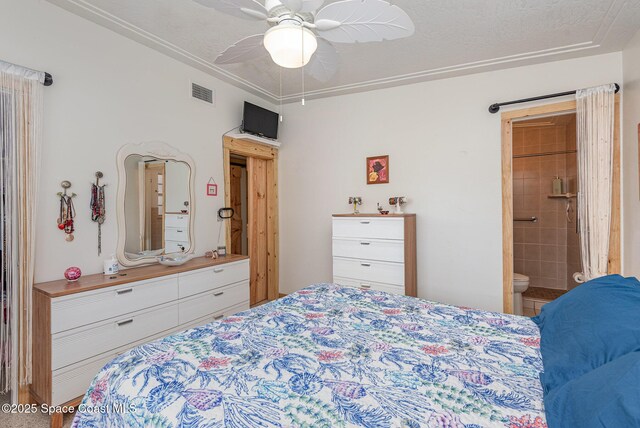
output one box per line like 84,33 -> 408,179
264,24 -> 318,68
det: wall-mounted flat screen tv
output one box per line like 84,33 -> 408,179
241,101 -> 278,140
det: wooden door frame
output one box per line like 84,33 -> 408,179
223,136 -> 279,301
501,96 -> 621,313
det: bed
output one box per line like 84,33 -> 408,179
72,283 -> 546,428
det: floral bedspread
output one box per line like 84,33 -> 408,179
72,284 -> 546,428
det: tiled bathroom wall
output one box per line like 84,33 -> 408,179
513,115 -> 579,290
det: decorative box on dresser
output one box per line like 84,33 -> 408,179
332,214 -> 417,297
32,255 -> 249,428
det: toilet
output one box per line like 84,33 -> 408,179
513,273 -> 530,316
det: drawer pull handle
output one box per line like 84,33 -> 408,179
213,291 -> 224,297
213,268 -> 224,273
214,314 -> 224,320
116,288 -> 133,295
360,242 -> 371,246
117,319 -> 134,327
360,220 -> 370,224
361,263 -> 371,267
360,284 -> 371,289
177,230 -> 184,233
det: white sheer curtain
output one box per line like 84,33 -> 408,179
0,60 -> 44,400
574,84 -> 616,283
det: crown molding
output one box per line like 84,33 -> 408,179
48,0 -> 624,104
279,42 -> 603,103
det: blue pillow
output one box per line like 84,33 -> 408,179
531,274 -> 640,393
544,351 -> 640,428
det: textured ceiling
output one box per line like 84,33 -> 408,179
47,0 -> 640,103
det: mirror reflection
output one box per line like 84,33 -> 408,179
123,155 -> 191,260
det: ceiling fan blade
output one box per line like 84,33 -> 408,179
306,38 -> 339,82
214,34 -> 267,64
315,0 -> 414,43
281,0 -> 325,13
194,0 -> 267,20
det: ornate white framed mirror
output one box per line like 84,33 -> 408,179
116,142 -> 196,267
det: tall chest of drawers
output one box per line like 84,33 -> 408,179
332,214 -> 417,296
32,255 -> 249,415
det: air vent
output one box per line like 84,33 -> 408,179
191,82 -> 214,105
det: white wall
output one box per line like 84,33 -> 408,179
0,0 -> 275,282
622,29 -> 640,278
279,53 -> 623,312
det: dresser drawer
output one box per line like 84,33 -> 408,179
334,276 -> 405,295
333,217 -> 404,240
333,257 -> 404,286
52,352 -> 114,405
179,260 -> 249,298
52,302 -> 179,370
179,297 -> 249,328
165,214 -> 189,228
332,238 -> 404,263
50,320 -> 185,405
165,227 -> 189,241
51,276 -> 178,334
179,281 -> 249,325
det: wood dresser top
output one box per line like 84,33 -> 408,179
34,254 -> 249,298
332,213 -> 415,217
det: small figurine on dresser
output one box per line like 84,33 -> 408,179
388,196 -> 408,214
377,203 -> 389,215
64,266 -> 82,282
348,196 -> 362,214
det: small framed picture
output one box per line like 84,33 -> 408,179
366,155 -> 389,185
206,183 -> 218,196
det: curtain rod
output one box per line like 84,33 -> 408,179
488,83 -> 620,114
0,59 -> 53,86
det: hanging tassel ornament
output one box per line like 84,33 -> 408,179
57,180 -> 76,242
90,171 -> 106,255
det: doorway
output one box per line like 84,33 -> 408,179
501,98 -> 621,314
223,137 -> 279,306
229,155 -> 248,256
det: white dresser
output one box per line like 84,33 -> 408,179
164,213 -> 190,252
32,256 -> 249,409
332,214 -> 416,296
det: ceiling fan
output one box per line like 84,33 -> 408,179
194,0 -> 415,82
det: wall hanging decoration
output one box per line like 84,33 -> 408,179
64,266 -> 82,282
366,155 -> 389,184
207,177 -> 218,196
90,171 -> 106,255
348,196 -> 362,214
57,180 -> 76,242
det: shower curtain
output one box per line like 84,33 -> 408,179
575,84 -> 616,283
0,60 -> 44,400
